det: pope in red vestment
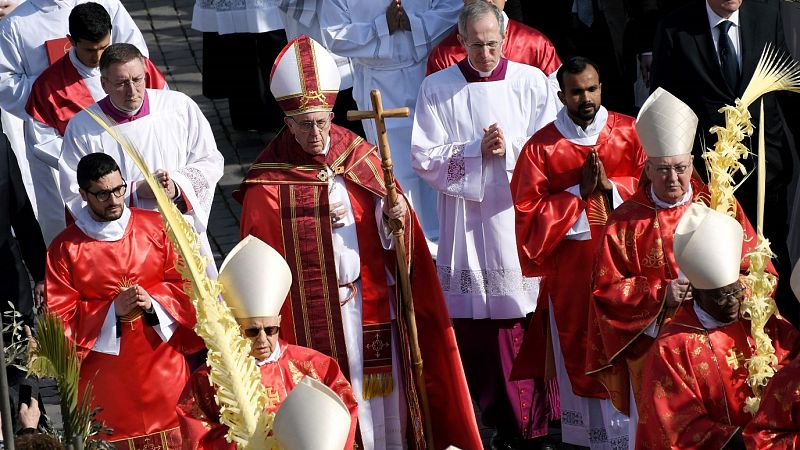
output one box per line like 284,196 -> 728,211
235,35 -> 481,450
742,356 -> 800,448
586,178 -> 768,415
426,8 -> 561,76
511,102 -> 645,400
236,124 -> 481,450
636,302 -> 800,449
46,155 -> 203,448
178,339 -> 358,449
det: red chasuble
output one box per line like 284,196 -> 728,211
636,302 -> 800,449
510,112 -> 646,398
234,124 -> 482,450
45,209 -> 204,446
743,357 -> 800,448
26,54 -> 167,136
176,341 -> 359,450
426,19 -> 561,76
585,178 -> 770,415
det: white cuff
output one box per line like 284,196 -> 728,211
150,296 -> 178,343
564,184 -> 591,241
643,319 -> 660,338
376,198 -> 395,250
92,306 -> 120,356
609,181 -> 624,209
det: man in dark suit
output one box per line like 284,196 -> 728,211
0,129 -> 46,433
650,0 -> 797,322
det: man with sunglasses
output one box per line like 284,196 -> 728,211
45,153 -> 205,448
59,43 -> 223,274
177,236 -> 358,449
586,89 -> 769,442
635,203 -> 800,448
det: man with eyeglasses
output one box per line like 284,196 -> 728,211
411,2 -> 559,448
586,88 -> 768,444
426,0 -> 561,83
0,0 -> 148,245
177,236 -> 358,449
59,43 -> 223,275
635,203 -> 800,448
26,3 -> 166,172
236,35 -> 481,450
45,152 -> 206,448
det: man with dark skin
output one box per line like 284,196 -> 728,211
512,56 -> 645,447
636,203 -> 800,449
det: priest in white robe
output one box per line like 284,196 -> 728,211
320,0 -> 461,255
410,2 -> 560,446
59,43 -> 223,273
0,0 -> 147,244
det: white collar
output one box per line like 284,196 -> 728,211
500,10 -> 509,32
68,48 -> 101,79
650,184 -> 693,209
694,301 -> 734,329
467,57 -> 498,78
75,205 -> 131,242
554,105 -> 608,146
256,341 -> 281,366
706,1 -> 740,30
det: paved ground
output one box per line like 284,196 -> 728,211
125,0 -> 274,266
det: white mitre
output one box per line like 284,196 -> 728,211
270,34 -> 341,117
273,376 -> 352,450
673,203 -> 743,290
636,87 -> 699,158
218,235 -> 292,318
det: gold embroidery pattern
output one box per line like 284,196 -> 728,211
288,360 -> 321,385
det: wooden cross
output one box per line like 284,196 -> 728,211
726,348 -> 746,370
347,89 -> 409,210
347,89 -> 434,450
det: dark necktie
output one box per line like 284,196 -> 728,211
717,20 -> 740,91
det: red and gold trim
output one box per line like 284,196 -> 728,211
108,426 -> 181,449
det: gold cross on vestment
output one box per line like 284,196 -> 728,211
726,348 -> 746,370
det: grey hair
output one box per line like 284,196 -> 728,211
457,1 -> 505,39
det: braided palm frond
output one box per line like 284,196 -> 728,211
83,108 -> 275,449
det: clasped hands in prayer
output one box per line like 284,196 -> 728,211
136,169 -> 178,200
329,195 -> 408,230
579,149 -> 613,199
481,123 -> 506,159
114,284 -> 153,317
386,0 -> 411,34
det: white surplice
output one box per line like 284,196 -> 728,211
191,0 -> 283,34
320,0 -> 461,255
59,89 -> 223,272
410,60 -> 560,319
270,0 -> 353,89
0,0 -> 148,244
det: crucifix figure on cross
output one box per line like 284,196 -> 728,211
347,89 -> 434,449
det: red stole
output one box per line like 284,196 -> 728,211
26,54 -> 167,136
235,127 -> 398,393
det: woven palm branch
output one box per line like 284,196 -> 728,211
703,44 -> 800,414
83,108 -> 275,449
28,312 -> 105,447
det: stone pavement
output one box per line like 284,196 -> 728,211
124,0 -> 275,266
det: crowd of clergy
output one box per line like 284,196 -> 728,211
2,0 -> 800,449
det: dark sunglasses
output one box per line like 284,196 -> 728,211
243,326 -> 280,338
